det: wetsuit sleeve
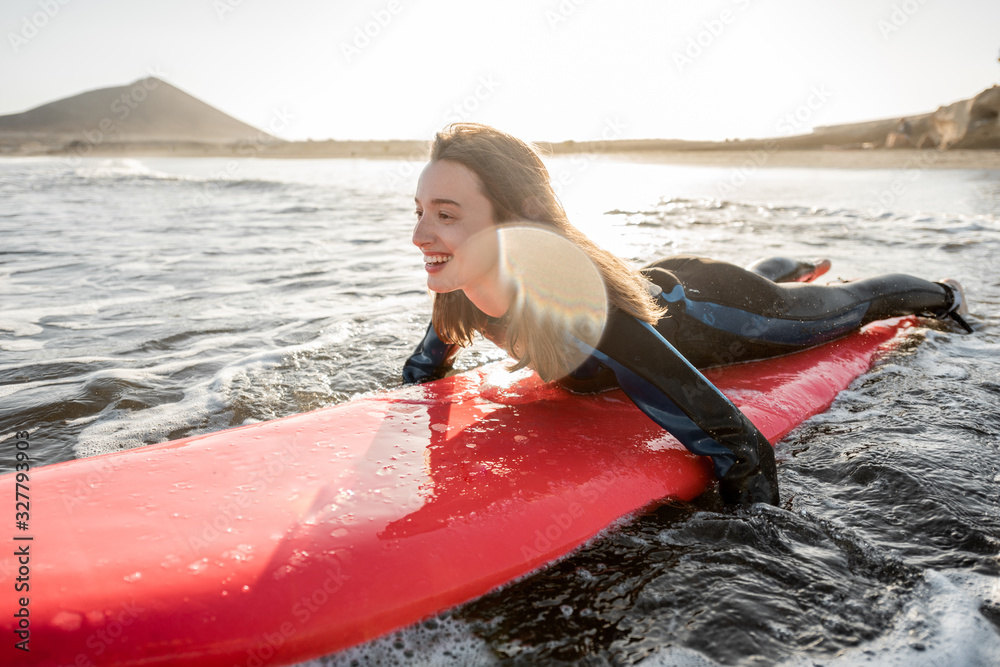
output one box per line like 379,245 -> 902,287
572,311 -> 778,505
402,322 -> 461,384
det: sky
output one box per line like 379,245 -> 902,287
1,0 -> 998,142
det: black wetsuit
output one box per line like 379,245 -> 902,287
403,257 -> 954,506
639,256 -> 950,368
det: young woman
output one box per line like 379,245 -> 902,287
403,123 -> 971,507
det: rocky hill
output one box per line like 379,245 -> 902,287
809,85 -> 1000,150
0,77 -> 275,153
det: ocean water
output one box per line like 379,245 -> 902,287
1,154 -> 999,666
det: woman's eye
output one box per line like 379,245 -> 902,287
438,212 -> 453,221
414,210 -> 422,218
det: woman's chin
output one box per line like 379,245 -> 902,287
426,279 -> 457,295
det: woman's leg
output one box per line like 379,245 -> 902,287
744,256 -> 831,283
641,256 -> 955,368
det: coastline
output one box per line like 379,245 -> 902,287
4,82 -> 997,171
601,148 -> 1000,170
3,139 -> 1000,170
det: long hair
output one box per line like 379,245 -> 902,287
428,123 -> 665,380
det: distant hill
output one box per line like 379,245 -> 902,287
0,77 -> 274,145
541,86 -> 1000,154
809,85 -> 1000,150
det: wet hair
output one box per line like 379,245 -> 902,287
427,123 -> 665,380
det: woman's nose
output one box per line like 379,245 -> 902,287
412,215 -> 433,248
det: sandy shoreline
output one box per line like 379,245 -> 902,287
602,148 -> 1000,170
4,139 -> 1000,170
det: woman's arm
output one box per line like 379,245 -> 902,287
402,322 -> 461,384
569,310 -> 779,506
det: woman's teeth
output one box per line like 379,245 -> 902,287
424,255 -> 451,264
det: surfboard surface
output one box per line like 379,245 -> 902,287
1,318 -> 916,666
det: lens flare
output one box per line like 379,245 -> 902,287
497,225 -> 608,379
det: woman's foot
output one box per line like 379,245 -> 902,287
745,257 -> 831,283
796,258 -> 832,283
937,278 -> 973,332
939,278 -> 969,315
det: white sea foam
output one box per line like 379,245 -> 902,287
301,614 -> 499,667
0,292 -> 173,338
71,157 -> 180,181
73,327 -> 356,457
0,338 -> 45,352
74,377 -> 226,458
0,317 -> 44,337
614,570 -> 1000,667
637,646 -> 730,667
780,570 -> 1000,667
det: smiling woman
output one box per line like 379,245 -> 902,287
402,123 -> 972,507
413,159 -> 508,316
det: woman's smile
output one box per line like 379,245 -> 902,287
422,253 -> 453,273
412,159 -> 512,316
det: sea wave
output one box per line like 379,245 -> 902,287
1,156 -> 997,666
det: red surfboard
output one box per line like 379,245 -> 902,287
0,317 -> 917,666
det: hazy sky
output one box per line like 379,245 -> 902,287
2,0 -> 998,142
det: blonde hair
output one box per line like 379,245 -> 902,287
428,123 -> 665,381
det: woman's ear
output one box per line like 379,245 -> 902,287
521,196 -> 543,221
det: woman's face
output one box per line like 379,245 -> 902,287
412,160 -> 501,300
